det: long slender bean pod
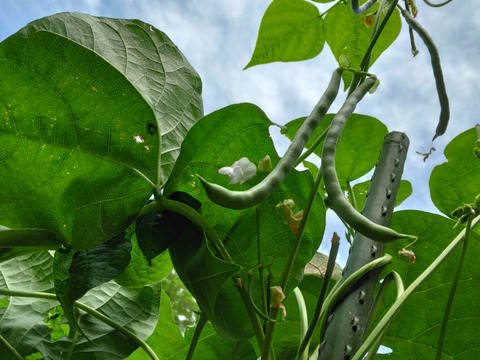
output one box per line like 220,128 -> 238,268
321,77 -> 416,243
400,8 -> 450,141
197,68 -> 343,210
351,0 -> 378,15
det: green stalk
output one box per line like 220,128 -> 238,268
365,271 -> 404,333
0,334 -> 24,360
295,233 -> 340,360
294,127 -> 329,167
352,214 -> 480,360
186,314 -> 208,360
294,287 -> 309,360
146,194 -> 233,263
435,217 -> 472,360
348,0 -> 400,96
261,166 -> 325,359
0,289 -> 160,360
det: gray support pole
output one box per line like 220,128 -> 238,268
318,131 -> 410,360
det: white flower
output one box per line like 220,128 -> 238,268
218,157 -> 257,185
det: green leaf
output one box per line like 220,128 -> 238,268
324,1 -> 401,88
0,252 -> 161,359
351,179 -> 412,211
53,233 -> 131,334
282,113 -> 388,182
43,306 -> 70,342
168,224 -> 244,340
25,353 -> 43,360
126,290 -> 185,359
114,232 -> 173,288
0,226 -> 60,262
245,0 -> 325,69
376,210 -> 480,359
169,321 -> 257,360
166,103 -> 326,341
430,127 -> 480,218
0,12 -> 203,250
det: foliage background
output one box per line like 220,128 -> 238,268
1,0 -> 479,264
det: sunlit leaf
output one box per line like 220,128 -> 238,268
430,127 -> 480,218
376,211 -> 480,359
0,12 -> 203,250
245,0 -> 324,68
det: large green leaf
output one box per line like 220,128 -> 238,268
282,113 -> 388,183
0,12 -> 203,250
165,103 -> 326,341
324,1 -> 401,88
0,252 -> 160,359
430,127 -> 480,218
245,0 -> 325,68
126,290 -> 185,360
53,233 -> 132,334
376,210 -> 480,359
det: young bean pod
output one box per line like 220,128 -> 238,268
321,77 -> 416,243
198,68 -> 343,210
401,9 -> 450,141
351,0 -> 379,15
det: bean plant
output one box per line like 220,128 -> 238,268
0,0 -> 479,359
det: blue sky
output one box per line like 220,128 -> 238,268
1,0 -> 479,265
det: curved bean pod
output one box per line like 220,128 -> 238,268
351,0 -> 378,15
198,68 -> 343,210
321,77 -> 416,243
423,0 -> 453,7
401,9 -> 450,141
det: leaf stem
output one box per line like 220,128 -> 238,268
145,194 -> 234,263
186,314 -> 208,360
435,217 -> 472,360
294,127 -> 329,167
348,0 -> 400,96
295,233 -> 340,360
0,289 -> 160,360
352,214 -> 480,360
263,165 -> 325,359
0,334 -> 24,360
293,287 -> 309,360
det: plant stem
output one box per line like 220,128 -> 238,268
143,195 -> 233,263
186,314 -> 208,360
294,127 -> 329,167
295,233 -> 340,360
352,214 -> 480,360
262,166 -> 325,359
365,270 -> 404,333
0,333 -> 24,360
0,289 -> 160,360
294,287 -> 309,360
435,217 -> 472,360
348,0 -> 400,96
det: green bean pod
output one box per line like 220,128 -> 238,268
351,0 -> 378,15
401,9 -> 450,141
198,68 -> 343,210
321,77 -> 416,243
